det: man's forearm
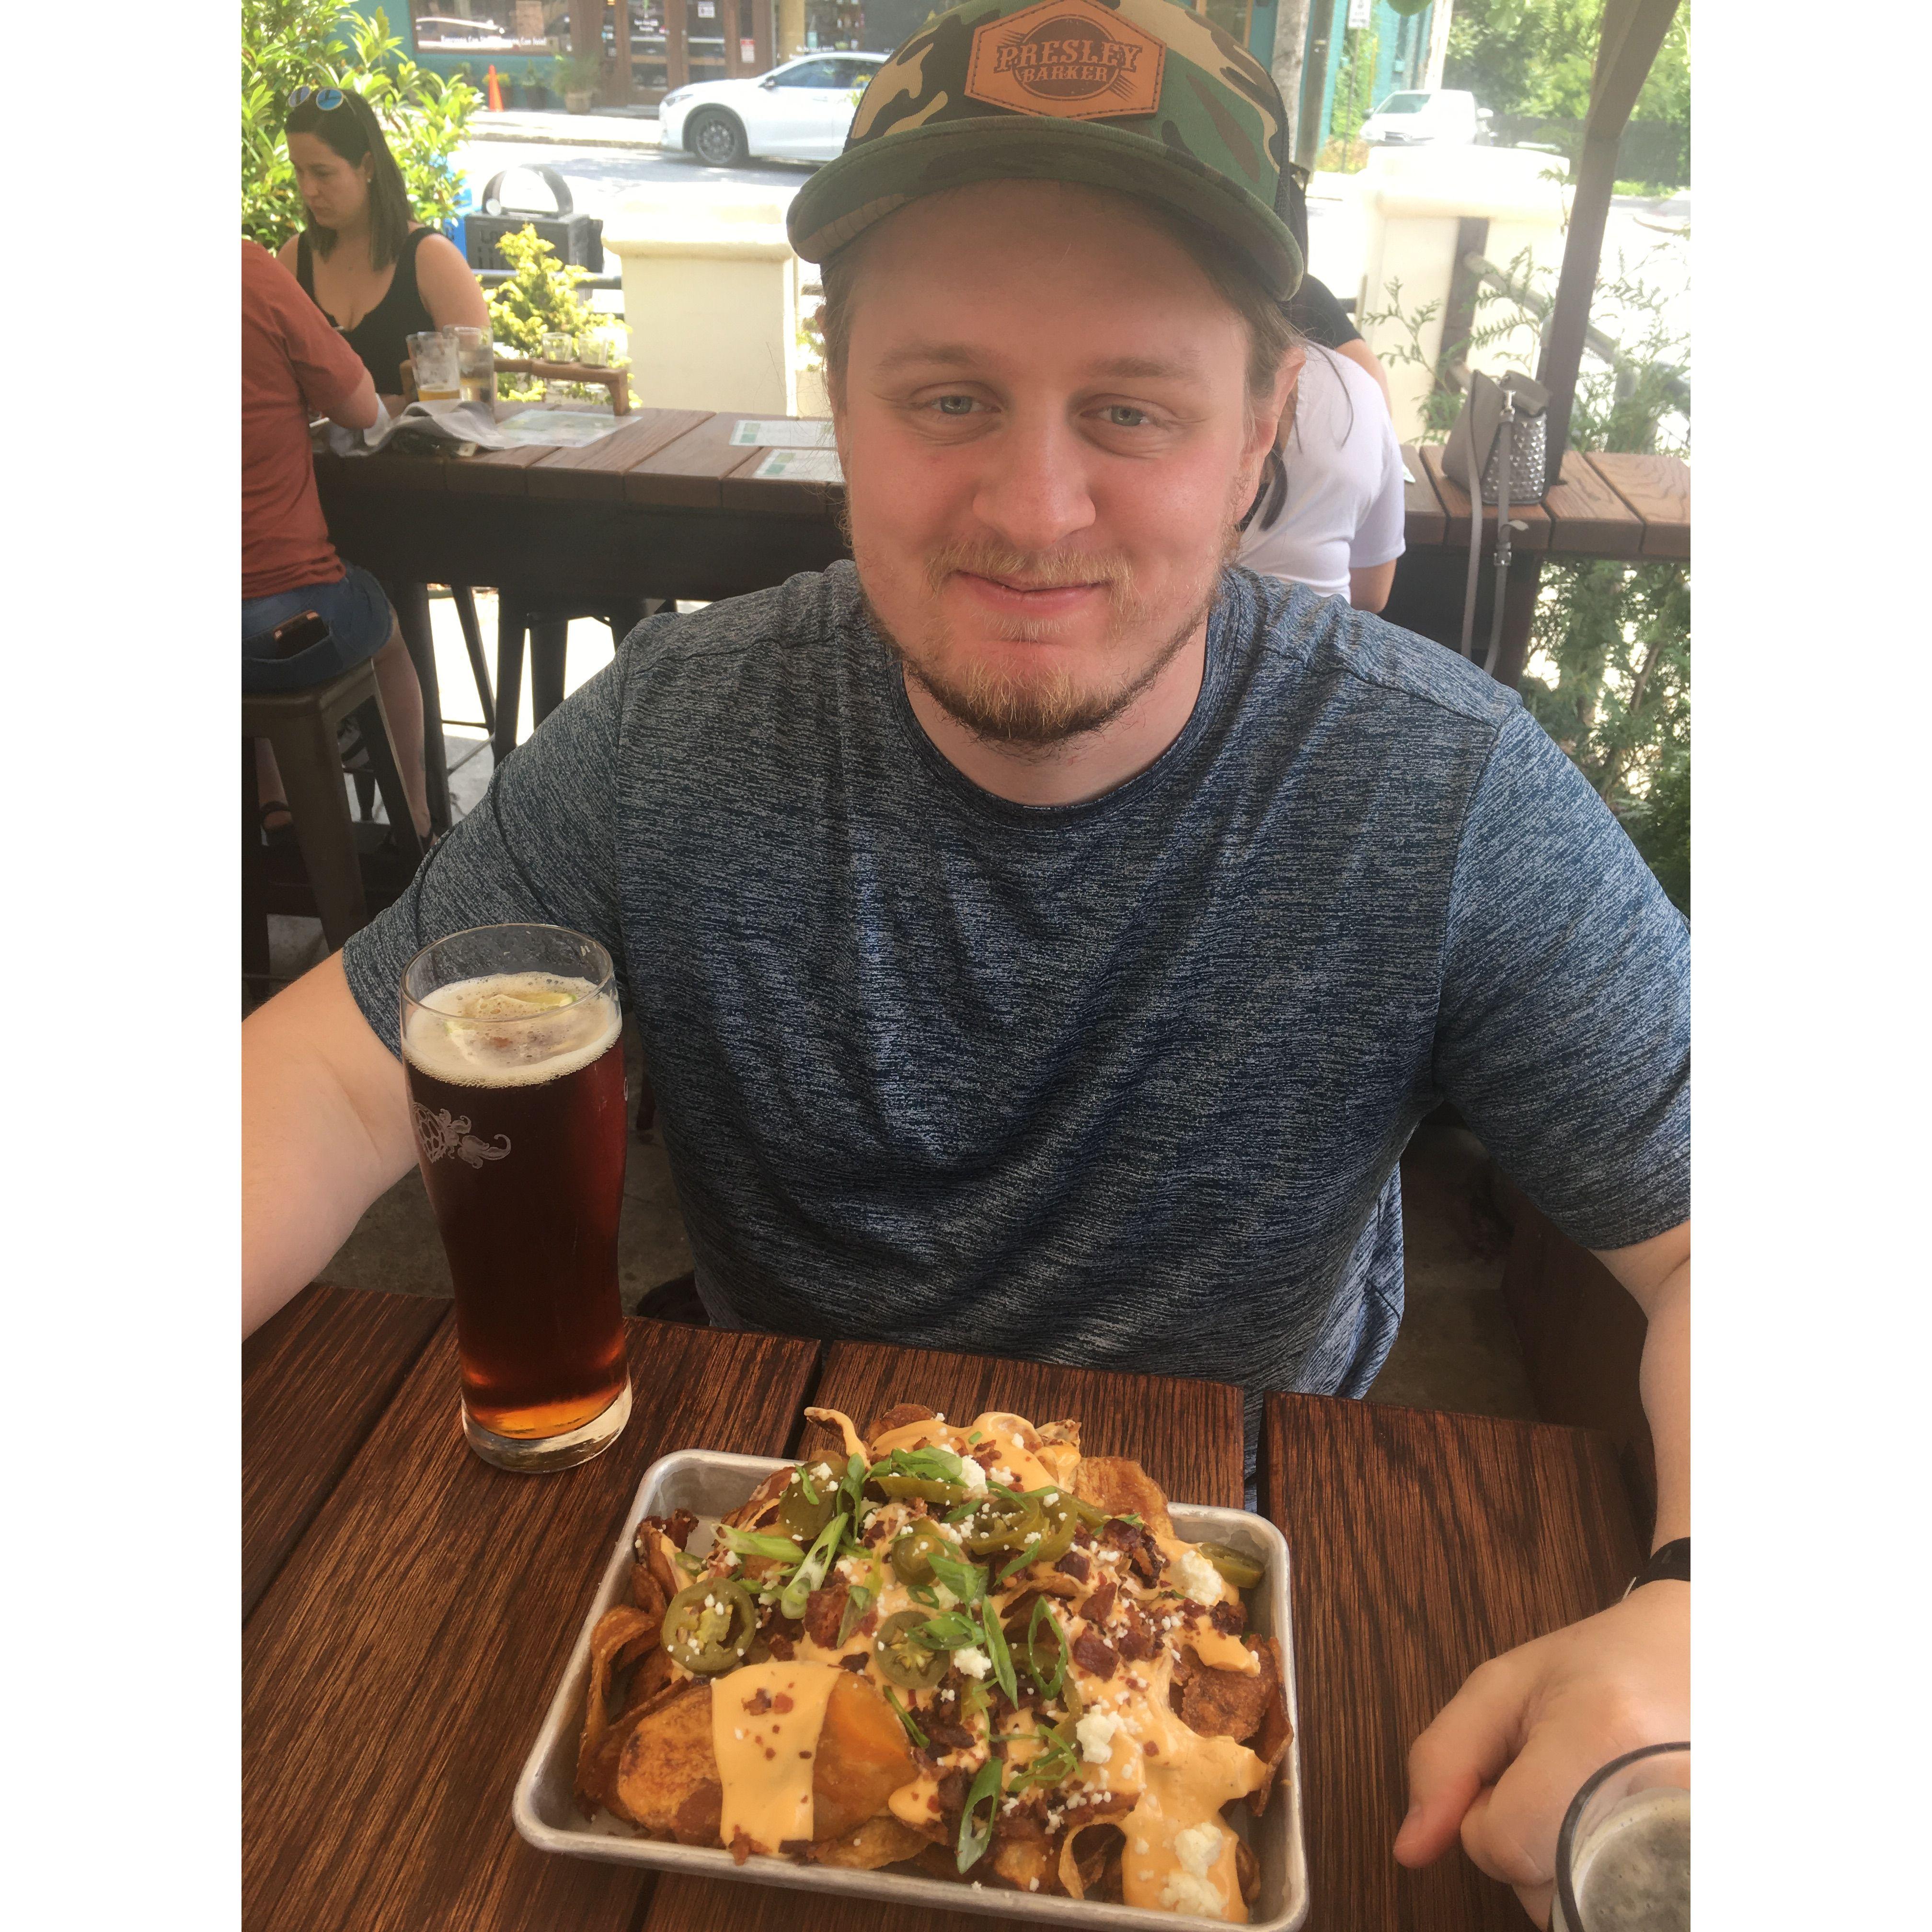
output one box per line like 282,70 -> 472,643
242,956 -> 418,1335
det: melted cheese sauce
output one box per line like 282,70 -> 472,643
711,1660 -> 842,1855
865,1409 -> 1063,1495
1189,1625 -> 1263,1676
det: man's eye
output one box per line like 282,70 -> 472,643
932,395 -> 978,416
1104,405 -> 1151,428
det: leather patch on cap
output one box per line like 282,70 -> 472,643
966,0 -> 1166,122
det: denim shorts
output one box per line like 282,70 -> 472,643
242,564 -> 394,693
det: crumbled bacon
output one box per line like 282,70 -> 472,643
802,1580 -> 848,1648
1054,1549 -> 1092,1583
1210,1598 -> 1247,1635
1083,1581 -> 1117,1625
1071,1631 -> 1118,1679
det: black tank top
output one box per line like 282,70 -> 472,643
297,226 -> 438,392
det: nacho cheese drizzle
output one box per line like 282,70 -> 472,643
711,1660 -> 842,1855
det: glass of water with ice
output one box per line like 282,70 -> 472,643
1551,1741 -> 1689,1932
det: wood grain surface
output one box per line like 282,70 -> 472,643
621,412 -> 757,507
1260,1393 -> 1642,1931
641,1336 -> 1247,1932
1415,444 -> 1552,553
242,1282 -> 448,1623
243,1314 -> 817,1932
1399,445 -> 1447,548
1540,449 -> 1644,557
520,408 -> 714,503
1584,452 -> 1690,559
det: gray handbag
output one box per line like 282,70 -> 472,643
1442,369 -> 1550,670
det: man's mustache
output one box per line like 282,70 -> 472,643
923,539 -> 1138,597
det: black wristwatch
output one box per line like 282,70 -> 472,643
1623,1537 -> 1690,1598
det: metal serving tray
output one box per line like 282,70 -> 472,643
514,1449 -> 1309,1929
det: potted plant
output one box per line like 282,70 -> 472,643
553,51 -> 602,114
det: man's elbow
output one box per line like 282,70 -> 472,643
333,376 -> 382,431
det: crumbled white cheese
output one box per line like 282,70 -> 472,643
932,1583 -> 959,1611
1173,1549 -> 1224,1604
990,1465 -> 1015,1485
954,1645 -> 992,1679
813,1462 -> 834,1480
1076,1710 -> 1124,1764
958,1459 -> 988,1496
1159,1872 -> 1227,1917
1173,1822 -> 1222,1878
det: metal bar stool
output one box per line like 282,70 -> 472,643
243,658 -> 425,986
493,592 -> 659,766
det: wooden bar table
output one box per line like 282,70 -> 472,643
242,1288 -> 1642,1931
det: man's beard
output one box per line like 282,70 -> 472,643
860,530 -> 1238,751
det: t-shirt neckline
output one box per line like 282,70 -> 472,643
874,571 -> 1244,828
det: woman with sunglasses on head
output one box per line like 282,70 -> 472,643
276,86 -> 488,395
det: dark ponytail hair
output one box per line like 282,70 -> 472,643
286,88 -> 414,269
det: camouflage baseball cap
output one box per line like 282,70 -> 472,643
787,0 -> 1302,299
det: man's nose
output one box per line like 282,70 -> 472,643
970,413 -> 1096,556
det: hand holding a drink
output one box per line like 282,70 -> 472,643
1392,1579 -> 1690,1927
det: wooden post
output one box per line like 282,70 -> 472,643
722,0 -> 741,75
666,0 -> 689,91
1536,0 -> 1680,488
751,0 -> 773,71
1295,0 -> 1336,172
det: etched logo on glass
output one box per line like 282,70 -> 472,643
413,1103 -> 512,1169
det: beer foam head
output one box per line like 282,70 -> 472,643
402,971 -> 621,1088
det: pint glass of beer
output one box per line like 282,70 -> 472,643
1551,1741 -> 1689,1932
401,923 -> 631,1472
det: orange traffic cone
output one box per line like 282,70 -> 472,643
485,64 -> 503,112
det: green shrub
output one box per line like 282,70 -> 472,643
486,225 -> 626,400
242,2 -> 476,252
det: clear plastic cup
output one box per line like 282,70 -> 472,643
443,323 -> 496,403
408,329 -> 460,402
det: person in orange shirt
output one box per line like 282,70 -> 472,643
241,238 -> 431,841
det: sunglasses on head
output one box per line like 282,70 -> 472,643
289,85 -> 346,112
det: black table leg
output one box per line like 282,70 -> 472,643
385,578 -> 450,835
494,591 -> 526,768
529,615 -> 569,732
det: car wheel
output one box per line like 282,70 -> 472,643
688,110 -> 748,167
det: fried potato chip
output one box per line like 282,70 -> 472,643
807,1813 -> 930,1870
1174,1635 -> 1276,1743
1243,1635 -> 1294,1817
577,1692 -> 668,1822
723,1467 -> 795,1532
615,1682 -> 722,1842
994,1835 -> 1058,1894
1236,1831 -> 1261,1904
1071,1456 -> 1177,1544
620,1644 -> 677,1717
576,1602 -> 660,1802
864,1402 -> 937,1438
1058,1818 -> 1127,1901
812,1670 -> 918,1840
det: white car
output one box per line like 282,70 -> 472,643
660,53 -> 886,167
1359,89 -> 1491,147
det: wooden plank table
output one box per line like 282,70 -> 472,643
243,1285 -> 1640,1931
1400,445 -> 1688,564
1262,1395 -> 1642,1931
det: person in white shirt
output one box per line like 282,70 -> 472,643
1236,341 -> 1407,612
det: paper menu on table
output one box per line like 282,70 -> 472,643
729,418 -> 838,449
751,447 -> 844,483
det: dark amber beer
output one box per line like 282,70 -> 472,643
401,926 -> 631,1471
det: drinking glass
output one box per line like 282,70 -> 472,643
407,329 -> 461,402
576,331 -> 612,368
1551,1741 -> 1690,1932
401,923 -> 632,1472
443,323 -> 496,403
540,330 -> 577,401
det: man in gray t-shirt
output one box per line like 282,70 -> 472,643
242,6 -> 1688,1921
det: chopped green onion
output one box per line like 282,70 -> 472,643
797,1466 -> 819,1505
960,1678 -> 991,1720
907,1583 -> 941,1609
778,1511 -> 849,1621
979,1598 -> 1018,1707
1024,1598 -> 1070,1700
968,1431 -> 985,1443
718,1525 -> 806,1564
884,1686 -> 928,1750
838,1580 -> 874,1646
957,1755 -> 1002,1873
836,1452 -> 868,1522
928,1545 -> 987,1606
912,1610 -> 983,1650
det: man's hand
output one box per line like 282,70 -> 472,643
1392,1578 -> 1688,1927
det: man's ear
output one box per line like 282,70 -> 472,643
1256,343 -> 1306,459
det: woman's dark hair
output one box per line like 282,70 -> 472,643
286,88 -> 414,268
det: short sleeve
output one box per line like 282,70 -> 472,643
269,264 -> 368,421
340,654 -> 631,1056
1348,413 -> 1407,569
1434,705 -> 1689,1250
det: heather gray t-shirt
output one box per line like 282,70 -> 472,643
343,562 -> 1689,1473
